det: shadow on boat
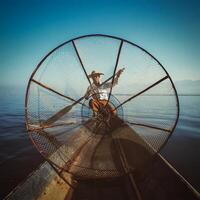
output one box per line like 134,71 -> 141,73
58,116 -> 199,200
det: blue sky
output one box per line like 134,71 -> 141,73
1,0 -> 200,88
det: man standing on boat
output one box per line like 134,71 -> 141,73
85,68 -> 124,116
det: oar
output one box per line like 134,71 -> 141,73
42,69 -> 124,126
42,97 -> 85,126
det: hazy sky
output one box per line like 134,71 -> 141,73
1,0 -> 200,88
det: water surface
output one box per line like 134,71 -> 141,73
0,87 -> 199,199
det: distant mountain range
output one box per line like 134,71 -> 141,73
175,80 -> 200,95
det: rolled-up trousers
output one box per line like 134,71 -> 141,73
89,99 -> 116,115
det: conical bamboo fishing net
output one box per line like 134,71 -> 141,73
25,34 -> 179,179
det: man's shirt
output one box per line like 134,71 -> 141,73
85,77 -> 118,100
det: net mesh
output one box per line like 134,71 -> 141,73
26,35 -> 179,178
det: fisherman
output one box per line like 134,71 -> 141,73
85,68 -> 124,116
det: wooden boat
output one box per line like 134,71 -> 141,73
4,116 -> 200,200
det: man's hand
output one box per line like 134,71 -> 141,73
116,68 -> 125,78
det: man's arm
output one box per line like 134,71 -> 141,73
103,68 -> 124,89
104,76 -> 119,88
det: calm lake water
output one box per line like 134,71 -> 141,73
0,86 -> 200,199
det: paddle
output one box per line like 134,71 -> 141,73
42,69 -> 124,126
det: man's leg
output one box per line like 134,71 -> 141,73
89,99 -> 117,116
101,100 -> 117,116
89,99 -> 100,116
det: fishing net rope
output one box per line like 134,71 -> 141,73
25,35 -> 179,179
